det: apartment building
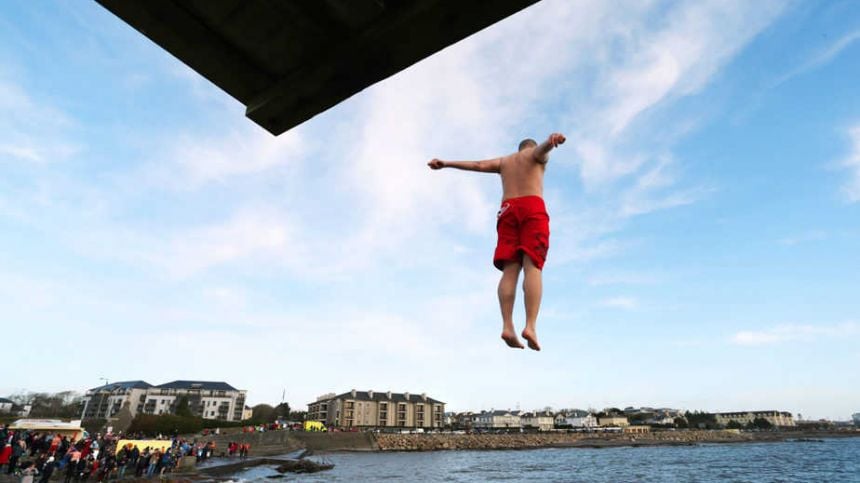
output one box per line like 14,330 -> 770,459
307,390 -> 445,429
81,381 -> 153,420
715,410 -> 795,428
81,380 -> 247,421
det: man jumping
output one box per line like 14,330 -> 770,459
428,133 -> 566,350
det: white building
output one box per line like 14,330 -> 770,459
563,410 -> 598,428
81,381 -> 153,419
521,411 -> 555,431
81,380 -> 248,422
474,410 -> 521,429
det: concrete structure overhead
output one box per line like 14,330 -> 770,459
96,0 -> 541,135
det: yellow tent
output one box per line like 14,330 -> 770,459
115,440 -> 172,454
303,420 -> 326,432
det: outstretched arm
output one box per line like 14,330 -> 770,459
428,157 -> 501,173
532,133 -> 566,164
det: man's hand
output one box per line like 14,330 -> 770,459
533,132 -> 566,163
428,158 -> 445,170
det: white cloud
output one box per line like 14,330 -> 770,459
731,322 -> 859,346
586,272 -> 657,286
773,29 -> 860,86
574,0 -> 786,185
778,230 -> 827,246
618,155 -> 713,217
144,125 -> 305,189
598,296 -> 638,310
0,79 -> 81,164
840,125 -> 860,203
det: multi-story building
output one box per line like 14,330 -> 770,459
81,380 -> 247,422
145,381 -> 247,421
473,410 -> 522,429
521,411 -> 555,431
81,381 -> 153,419
714,411 -> 795,428
307,390 -> 444,429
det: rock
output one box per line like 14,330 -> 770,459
275,460 -> 335,474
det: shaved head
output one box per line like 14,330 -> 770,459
518,138 -> 537,151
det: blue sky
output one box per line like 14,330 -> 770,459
1,0 -> 858,420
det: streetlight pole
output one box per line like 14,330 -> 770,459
96,377 -> 109,419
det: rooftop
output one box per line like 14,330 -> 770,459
155,380 -> 239,391
87,380 -> 153,392
315,390 -> 444,405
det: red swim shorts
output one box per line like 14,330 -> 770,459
493,195 -> 550,271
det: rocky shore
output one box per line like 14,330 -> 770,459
373,430 -> 857,452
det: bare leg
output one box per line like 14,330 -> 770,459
498,261 -> 524,349
521,255 -> 542,351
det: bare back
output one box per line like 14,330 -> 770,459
499,147 -> 545,201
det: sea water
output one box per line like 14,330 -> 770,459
227,437 -> 860,482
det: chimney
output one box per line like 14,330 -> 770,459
421,393 -> 427,401
386,391 -> 392,400
351,389 -> 356,398
404,392 -> 410,401
368,390 -> 374,399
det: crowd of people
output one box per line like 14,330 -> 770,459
0,425 -> 214,482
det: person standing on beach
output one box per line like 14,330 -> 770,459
428,132 -> 566,351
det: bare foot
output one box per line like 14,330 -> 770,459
501,330 -> 525,349
521,328 -> 541,351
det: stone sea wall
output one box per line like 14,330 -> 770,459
375,430 -> 752,451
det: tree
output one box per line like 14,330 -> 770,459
274,402 -> 291,420
290,411 -> 307,422
251,404 -> 276,423
175,396 -> 193,418
674,417 -> 689,429
21,391 -> 83,418
726,420 -> 743,430
685,411 -> 717,430
753,417 -> 773,430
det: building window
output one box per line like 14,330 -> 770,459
397,403 -> 407,427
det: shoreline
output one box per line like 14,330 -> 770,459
369,429 -> 860,452
198,428 -> 860,456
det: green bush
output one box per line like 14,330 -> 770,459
200,419 -> 249,429
128,414 -> 202,436
81,418 -> 107,434
128,414 -> 254,435
726,420 -> 743,430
